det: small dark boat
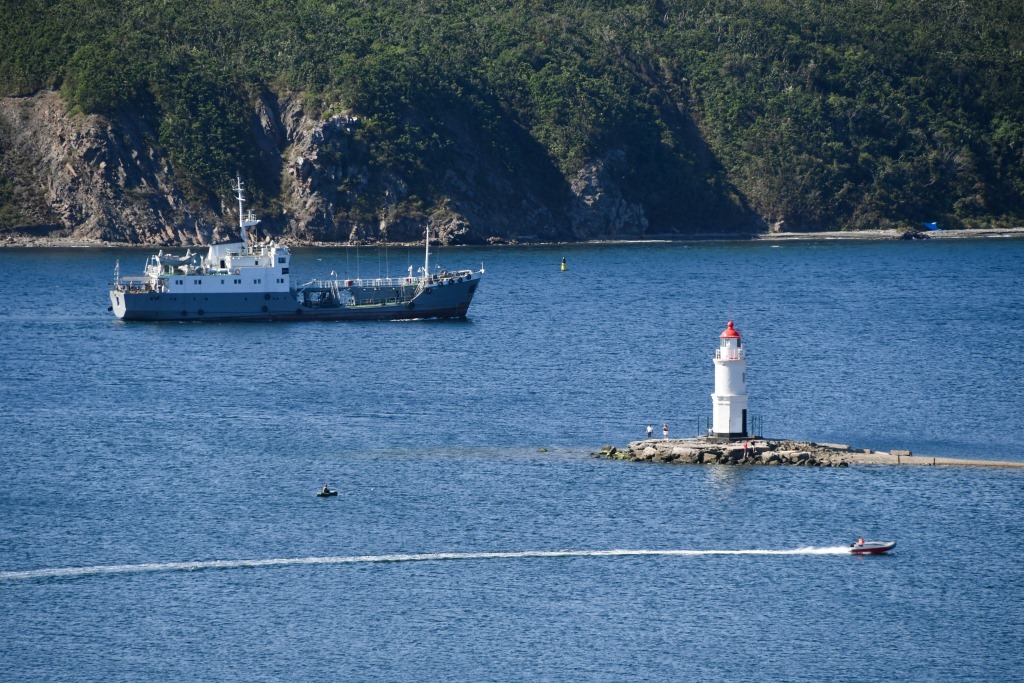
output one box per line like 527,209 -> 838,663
316,489 -> 338,497
850,541 -> 896,555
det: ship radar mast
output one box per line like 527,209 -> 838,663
232,176 -> 261,251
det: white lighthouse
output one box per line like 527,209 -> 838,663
711,320 -> 748,439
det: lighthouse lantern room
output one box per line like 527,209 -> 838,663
711,320 -> 748,439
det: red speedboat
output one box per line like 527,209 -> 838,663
849,541 -> 896,555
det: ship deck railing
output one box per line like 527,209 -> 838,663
299,276 -> 419,291
113,276 -> 166,293
299,269 -> 476,292
427,268 -> 477,283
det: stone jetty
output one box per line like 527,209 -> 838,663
595,438 -> 1024,469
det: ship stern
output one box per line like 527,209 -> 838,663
109,289 -> 128,319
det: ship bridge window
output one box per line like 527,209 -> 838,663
282,268 -> 289,274
278,257 -> 286,264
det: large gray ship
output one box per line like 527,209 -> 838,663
109,178 -> 483,321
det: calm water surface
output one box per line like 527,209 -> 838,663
1,239 -> 1022,680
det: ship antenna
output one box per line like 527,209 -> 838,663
232,175 -> 260,252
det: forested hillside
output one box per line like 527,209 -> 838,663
1,0 -> 1022,243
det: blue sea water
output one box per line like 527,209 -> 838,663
1,238 -> 1023,681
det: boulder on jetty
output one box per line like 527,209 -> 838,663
594,438 -> 852,468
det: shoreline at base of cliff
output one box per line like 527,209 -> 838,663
4,226 -> 1024,249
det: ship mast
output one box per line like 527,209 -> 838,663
232,176 -> 260,252
423,225 -> 430,281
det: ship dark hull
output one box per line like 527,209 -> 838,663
110,278 -> 479,322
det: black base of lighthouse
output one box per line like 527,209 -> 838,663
708,431 -> 749,442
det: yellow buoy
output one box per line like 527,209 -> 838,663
561,257 -> 567,271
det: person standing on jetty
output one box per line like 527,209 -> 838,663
647,425 -> 654,440
662,423 -> 669,440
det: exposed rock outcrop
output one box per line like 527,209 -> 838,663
568,152 -> 649,240
0,91 -> 226,245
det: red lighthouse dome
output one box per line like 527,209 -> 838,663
720,320 -> 741,339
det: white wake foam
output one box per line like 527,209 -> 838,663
0,547 -> 853,582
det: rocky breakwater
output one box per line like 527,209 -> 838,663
596,438 -> 853,468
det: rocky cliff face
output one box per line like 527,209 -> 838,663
273,95 -> 568,245
0,90 -> 750,246
568,152 -> 649,240
0,91 -> 230,245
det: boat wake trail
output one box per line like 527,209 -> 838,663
0,547 -> 852,582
